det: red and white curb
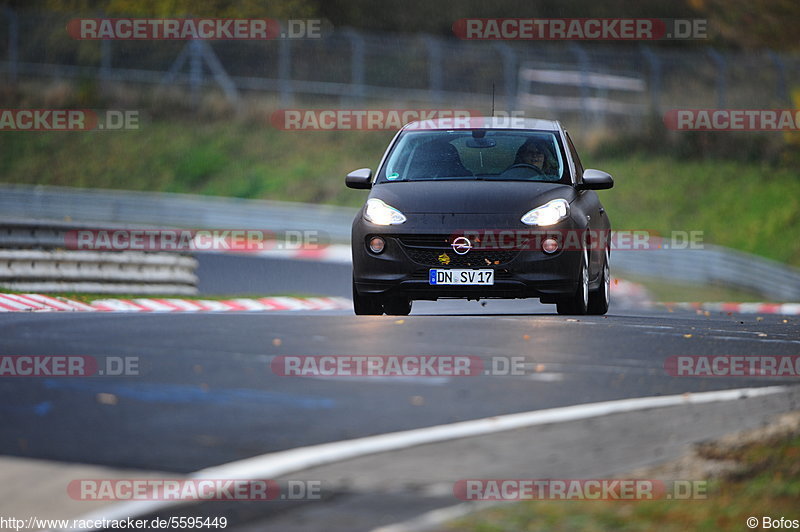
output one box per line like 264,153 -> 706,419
610,278 -> 652,308
0,293 -> 351,313
659,302 -> 800,316
0,293 -> 97,312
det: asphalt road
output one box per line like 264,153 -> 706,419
1,299 -> 797,474
196,254 -> 352,296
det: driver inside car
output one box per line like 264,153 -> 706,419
511,139 -> 559,176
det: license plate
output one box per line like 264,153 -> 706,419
429,269 -> 494,285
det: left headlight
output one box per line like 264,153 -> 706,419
364,198 -> 407,225
521,198 -> 570,226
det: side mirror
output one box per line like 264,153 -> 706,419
579,169 -> 614,190
346,168 -> 373,189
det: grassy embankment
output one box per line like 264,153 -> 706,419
443,427 -> 800,532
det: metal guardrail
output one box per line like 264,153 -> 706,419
0,184 -> 354,243
1,184 -> 798,300
611,245 -> 800,301
0,217 -> 198,294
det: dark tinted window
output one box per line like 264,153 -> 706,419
377,130 -> 567,183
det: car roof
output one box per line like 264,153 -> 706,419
401,116 -> 562,132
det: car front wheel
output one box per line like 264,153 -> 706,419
556,251 -> 589,315
587,248 -> 610,315
383,296 -> 412,316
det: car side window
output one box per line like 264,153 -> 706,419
565,132 -> 584,182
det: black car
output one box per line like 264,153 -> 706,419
346,117 -> 614,316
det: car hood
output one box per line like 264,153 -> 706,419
368,180 -> 576,214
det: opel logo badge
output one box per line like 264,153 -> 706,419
452,236 -> 472,255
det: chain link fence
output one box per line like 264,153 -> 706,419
1,10 -> 799,129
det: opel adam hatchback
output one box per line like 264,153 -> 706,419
346,117 -> 614,316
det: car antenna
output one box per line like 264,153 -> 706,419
491,83 -> 495,117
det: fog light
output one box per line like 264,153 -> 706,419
368,236 -> 385,254
542,238 -> 559,254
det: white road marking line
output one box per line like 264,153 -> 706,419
526,372 -> 565,382
65,385 -> 788,532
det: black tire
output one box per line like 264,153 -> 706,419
557,251 -> 589,315
353,279 -> 383,315
383,296 -> 412,316
587,248 -> 610,315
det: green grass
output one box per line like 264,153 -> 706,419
2,119 -> 799,267
0,119 -> 389,207
591,155 -> 800,266
444,433 -> 800,532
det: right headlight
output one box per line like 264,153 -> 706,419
521,198 -> 570,226
363,198 -> 407,225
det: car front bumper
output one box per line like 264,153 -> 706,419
352,218 -> 585,301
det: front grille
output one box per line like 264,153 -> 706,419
395,234 -> 520,267
397,234 -> 453,248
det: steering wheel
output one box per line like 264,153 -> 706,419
508,163 -> 543,174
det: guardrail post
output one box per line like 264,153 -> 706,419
189,39 -> 203,108
707,48 -> 727,108
568,42 -> 591,126
199,40 -> 241,109
424,36 -> 443,105
766,50 -> 790,105
100,39 -> 111,84
640,45 -> 662,115
342,29 -> 366,106
492,42 -> 518,112
4,8 -> 18,83
279,36 -> 293,107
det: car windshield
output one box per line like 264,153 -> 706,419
377,130 -> 566,183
